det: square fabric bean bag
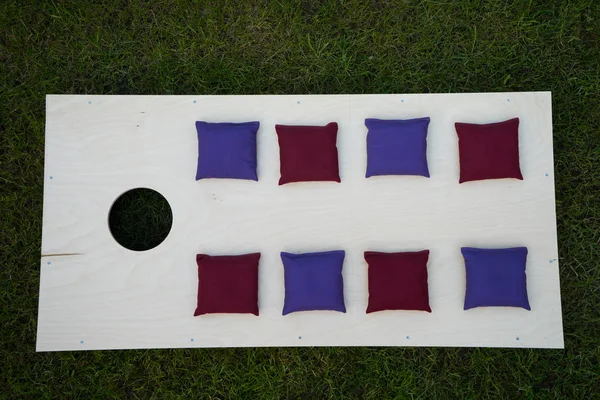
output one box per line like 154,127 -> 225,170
276,122 -> 341,185
281,250 -> 346,315
195,121 -> 260,181
194,253 -> 260,316
365,117 -> 431,178
462,247 -> 531,310
365,250 -> 431,313
455,117 -> 523,183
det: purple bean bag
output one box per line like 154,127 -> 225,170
365,117 -> 430,177
281,250 -> 346,315
462,247 -> 531,310
195,121 -> 259,181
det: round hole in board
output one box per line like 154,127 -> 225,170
108,188 -> 173,251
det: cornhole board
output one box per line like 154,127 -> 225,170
38,92 -> 562,351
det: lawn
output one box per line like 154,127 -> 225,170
1,0 -> 599,398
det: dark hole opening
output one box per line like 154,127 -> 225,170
108,188 -> 173,251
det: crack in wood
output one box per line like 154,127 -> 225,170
41,253 -> 83,257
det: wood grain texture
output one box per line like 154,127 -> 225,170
38,93 -> 562,351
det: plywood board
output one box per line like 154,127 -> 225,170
38,93 -> 562,351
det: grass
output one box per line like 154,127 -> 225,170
1,0 -> 600,398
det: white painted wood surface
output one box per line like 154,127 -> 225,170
38,93 -> 562,351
